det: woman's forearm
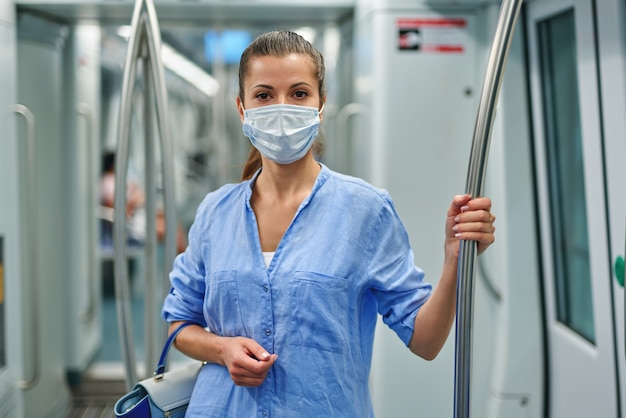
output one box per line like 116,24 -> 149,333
169,321 -> 226,366
408,256 -> 458,360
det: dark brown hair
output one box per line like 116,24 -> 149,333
239,30 -> 326,180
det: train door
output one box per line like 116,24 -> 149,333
526,0 -> 620,416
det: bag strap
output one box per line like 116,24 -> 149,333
154,321 -> 199,381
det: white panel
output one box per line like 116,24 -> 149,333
596,0 -> 626,413
355,0 -> 500,21
10,0 -> 353,22
0,18 -> 23,418
0,0 -> 12,25
487,394 -> 531,418
17,13 -> 71,416
0,23 -> 15,226
63,23 -> 102,380
356,7 -> 481,418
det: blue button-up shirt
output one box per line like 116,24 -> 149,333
162,164 -> 432,417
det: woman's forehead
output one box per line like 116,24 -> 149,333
245,54 -> 317,84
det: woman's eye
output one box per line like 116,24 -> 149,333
294,91 -> 308,99
256,92 -> 270,100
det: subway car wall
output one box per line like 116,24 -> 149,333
0,0 -> 625,417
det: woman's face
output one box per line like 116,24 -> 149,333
237,53 -> 323,120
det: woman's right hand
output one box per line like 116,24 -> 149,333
170,322 -> 277,387
221,336 -> 278,386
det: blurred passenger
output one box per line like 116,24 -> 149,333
162,30 -> 496,417
99,151 -> 145,248
100,151 -> 145,218
99,151 -> 186,252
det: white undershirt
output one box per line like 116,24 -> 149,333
262,252 -> 275,269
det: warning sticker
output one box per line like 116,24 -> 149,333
397,18 -> 467,53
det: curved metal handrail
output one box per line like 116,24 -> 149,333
76,103 -> 97,323
114,2 -> 143,389
142,51 -> 158,375
13,104 -> 40,390
336,103 -> 365,175
114,0 -> 176,390
454,1 -> 523,417
143,0 -> 177,366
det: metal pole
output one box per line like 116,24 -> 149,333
454,1 -> 523,417
113,0 -> 144,388
142,0 -> 177,349
114,0 -> 175,389
143,47 -> 158,378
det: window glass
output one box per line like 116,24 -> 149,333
537,9 -> 595,342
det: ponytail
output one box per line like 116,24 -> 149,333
240,147 -> 262,181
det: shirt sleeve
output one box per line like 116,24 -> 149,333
367,193 -> 432,346
161,201 -> 208,326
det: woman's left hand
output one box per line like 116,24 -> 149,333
445,194 -> 495,257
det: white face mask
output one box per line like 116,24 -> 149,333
241,103 -> 322,165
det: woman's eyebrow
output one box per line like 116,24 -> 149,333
290,82 -> 313,89
251,82 -> 313,90
252,84 -> 274,90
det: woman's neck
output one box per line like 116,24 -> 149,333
254,155 -> 321,201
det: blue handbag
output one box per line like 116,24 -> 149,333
114,321 -> 203,417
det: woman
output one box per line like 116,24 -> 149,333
162,30 -> 495,417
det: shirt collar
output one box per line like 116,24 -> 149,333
243,162 -> 330,204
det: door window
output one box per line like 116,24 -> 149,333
537,9 -> 595,343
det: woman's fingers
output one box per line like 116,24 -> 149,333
223,337 -> 278,386
449,196 -> 496,255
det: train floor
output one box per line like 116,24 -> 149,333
61,258 -> 190,417
64,378 -> 125,418
61,260 -> 143,417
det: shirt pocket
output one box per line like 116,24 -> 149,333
204,270 -> 247,337
291,271 -> 351,353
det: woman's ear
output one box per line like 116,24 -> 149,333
236,96 -> 245,122
320,95 -> 327,121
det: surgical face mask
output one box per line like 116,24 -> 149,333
241,103 -> 322,165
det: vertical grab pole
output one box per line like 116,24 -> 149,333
114,0 -> 144,389
453,1 -> 523,417
143,0 -> 177,350
142,45 -> 158,378
114,0 -> 175,389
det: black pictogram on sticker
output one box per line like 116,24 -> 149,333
398,29 -> 422,50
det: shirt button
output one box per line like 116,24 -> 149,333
262,412 -> 268,417
265,329 -> 271,336
263,285 -> 269,292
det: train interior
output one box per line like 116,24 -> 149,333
0,0 -> 624,417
